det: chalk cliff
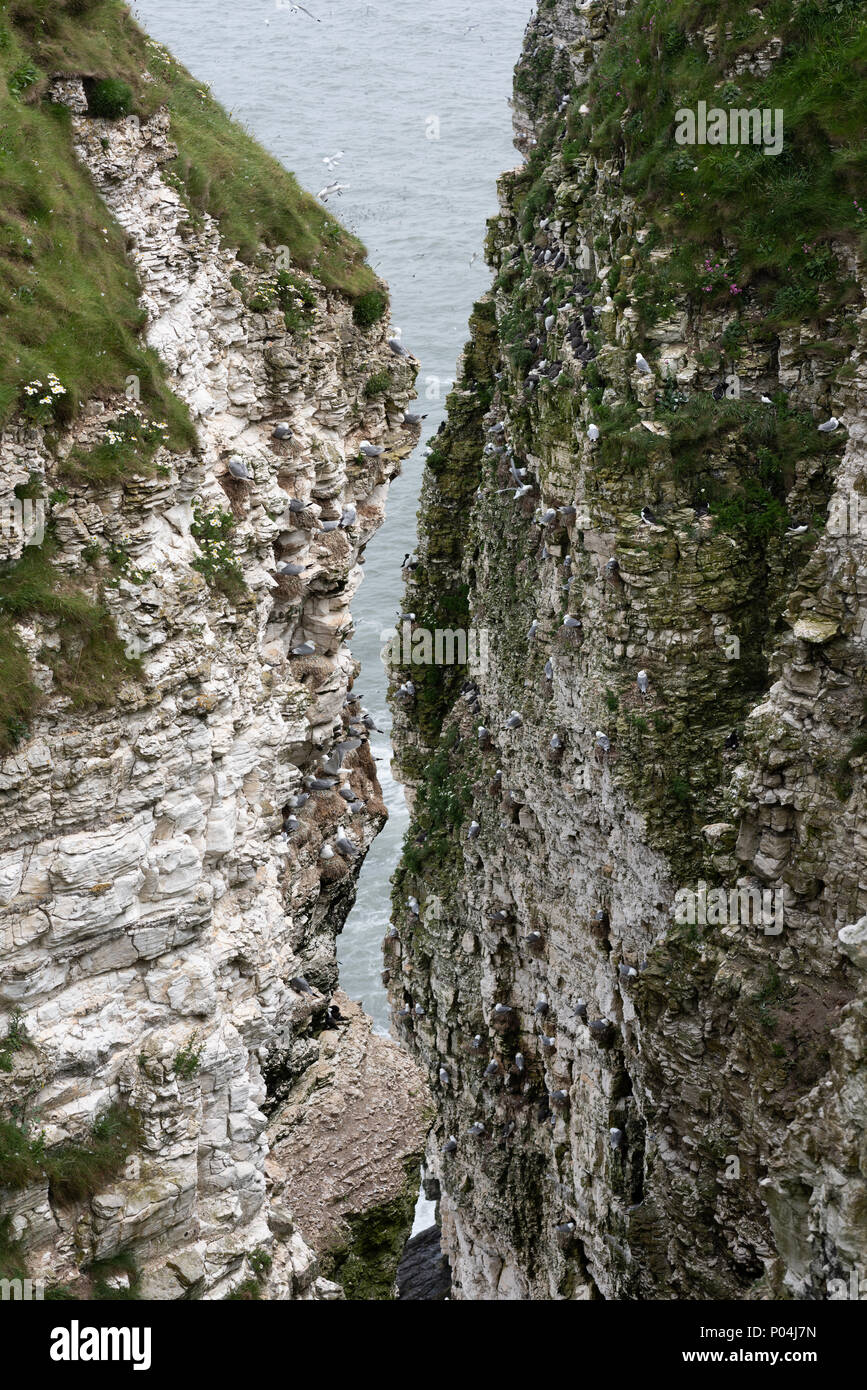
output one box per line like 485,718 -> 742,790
390,0 -> 867,1300
0,4 -> 427,1300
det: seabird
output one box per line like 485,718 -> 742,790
288,498 -> 311,513
272,423 -> 293,440
527,619 -> 539,639
587,423 -> 600,441
551,1089 -> 569,1106
540,508 -> 558,525
505,710 -> 523,730
640,506 -> 657,525
283,815 -> 299,833
278,562 -> 309,576
595,730 -> 611,753
320,845 -> 335,860
340,504 -> 357,528
289,975 -> 313,993
438,1067 -> 449,1087
471,1035 -> 482,1050
408,896 -> 420,915
318,181 -> 350,202
760,395 -> 773,405
540,1035 -> 556,1052
442,1136 -> 457,1154
817,416 -> 841,432
227,456 -> 253,481
637,669 -> 649,694
588,1018 -> 611,1036
469,1123 -> 485,1138
338,788 -> 357,803
493,1003 -> 513,1017
292,641 -> 316,656
359,441 -> 385,457
414,1004 -> 425,1018
334,831 -> 360,858
467,821 -> 481,840
605,557 -> 619,576
563,614 -> 582,629
535,995 -> 549,1016
484,1060 -> 499,1076
388,337 -> 411,358
787,522 -> 809,535
725,730 -> 739,750
619,963 -> 638,982
610,1127 -> 624,1148
544,659 -> 554,681
573,999 -> 588,1021
318,519 -> 340,532
635,353 -> 652,374
514,1053 -> 525,1072
403,412 -> 427,425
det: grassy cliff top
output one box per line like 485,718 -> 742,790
0,0 -> 379,428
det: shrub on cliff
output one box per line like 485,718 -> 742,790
353,289 -> 388,328
87,76 -> 132,119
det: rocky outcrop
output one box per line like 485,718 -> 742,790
389,0 -> 866,1299
266,991 -> 431,1299
0,72 -> 427,1298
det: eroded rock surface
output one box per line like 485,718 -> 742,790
0,78 -> 428,1298
388,0 -> 867,1300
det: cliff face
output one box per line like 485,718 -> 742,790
390,0 -> 867,1299
0,10 -> 427,1300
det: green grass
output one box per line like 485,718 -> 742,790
45,1103 -> 142,1205
0,0 -> 378,430
363,370 -> 393,398
578,0 -> 867,325
0,534 -> 141,752
0,1011 -> 28,1072
0,1102 -> 141,1201
0,1214 -> 28,1282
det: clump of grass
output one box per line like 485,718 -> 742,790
352,289 -> 387,328
0,1214 -> 28,1283
363,370 -> 392,399
226,1246 -> 271,1299
0,536 -> 141,751
0,1118 -> 46,1189
86,76 -> 133,119
172,1031 -> 203,1080
44,1103 -> 142,1205
190,502 -> 246,602
59,408 -> 170,484
85,1248 -> 141,1300
0,1011 -> 28,1073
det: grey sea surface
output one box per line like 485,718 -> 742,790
132,0 -> 536,1033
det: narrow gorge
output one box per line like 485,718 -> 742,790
0,0 -> 865,1312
